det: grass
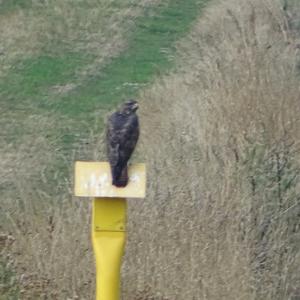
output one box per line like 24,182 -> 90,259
0,260 -> 19,300
1,0 -> 207,139
131,0 -> 300,298
2,0 -> 300,298
50,0 -> 207,117
0,0 -> 207,168
0,233 -> 19,300
0,0 -> 32,14
0,0 -> 207,192
1,54 -> 91,116
0,0 -> 210,298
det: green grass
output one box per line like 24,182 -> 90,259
49,0 -> 207,117
3,53 -> 90,100
0,0 -> 32,14
0,0 -> 209,197
0,0 -> 210,191
1,0 -> 207,140
0,259 -> 19,300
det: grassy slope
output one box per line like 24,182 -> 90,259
0,0 -> 209,298
0,0 -> 32,13
129,0 -> 300,298
1,0 -> 207,146
2,0 -> 299,299
52,0 -> 205,116
0,0 -> 209,199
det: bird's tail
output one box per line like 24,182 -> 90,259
112,165 -> 128,187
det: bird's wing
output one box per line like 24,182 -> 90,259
107,112 -> 139,166
106,114 -> 121,167
118,115 -> 139,162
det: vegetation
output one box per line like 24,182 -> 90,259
135,0 -> 300,298
1,0 -> 300,299
0,0 -> 207,298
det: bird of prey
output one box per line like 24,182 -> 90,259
106,100 -> 139,187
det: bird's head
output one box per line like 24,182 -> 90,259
120,99 -> 139,114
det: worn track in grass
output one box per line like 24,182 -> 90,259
0,0 -> 208,151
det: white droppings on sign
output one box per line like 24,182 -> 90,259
90,173 -> 97,187
130,173 -> 141,183
76,162 -> 145,197
95,185 -> 101,195
98,174 -> 109,186
81,175 -> 89,190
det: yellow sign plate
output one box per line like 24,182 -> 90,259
74,161 -> 146,198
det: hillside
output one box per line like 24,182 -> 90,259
1,0 -> 300,299
0,0 -> 208,299
137,0 -> 300,298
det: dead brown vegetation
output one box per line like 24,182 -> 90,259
127,0 -> 300,298
2,0 -> 300,299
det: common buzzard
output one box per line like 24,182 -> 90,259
106,100 -> 139,187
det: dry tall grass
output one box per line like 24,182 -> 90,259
2,0 -> 300,299
124,0 -> 300,299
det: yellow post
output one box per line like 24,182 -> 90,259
92,198 -> 126,300
74,161 -> 146,300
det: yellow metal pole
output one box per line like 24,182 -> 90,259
92,197 -> 127,300
74,161 -> 145,300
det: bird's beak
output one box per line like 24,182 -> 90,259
133,103 -> 139,110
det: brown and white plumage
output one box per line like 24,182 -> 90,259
106,100 -> 139,187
